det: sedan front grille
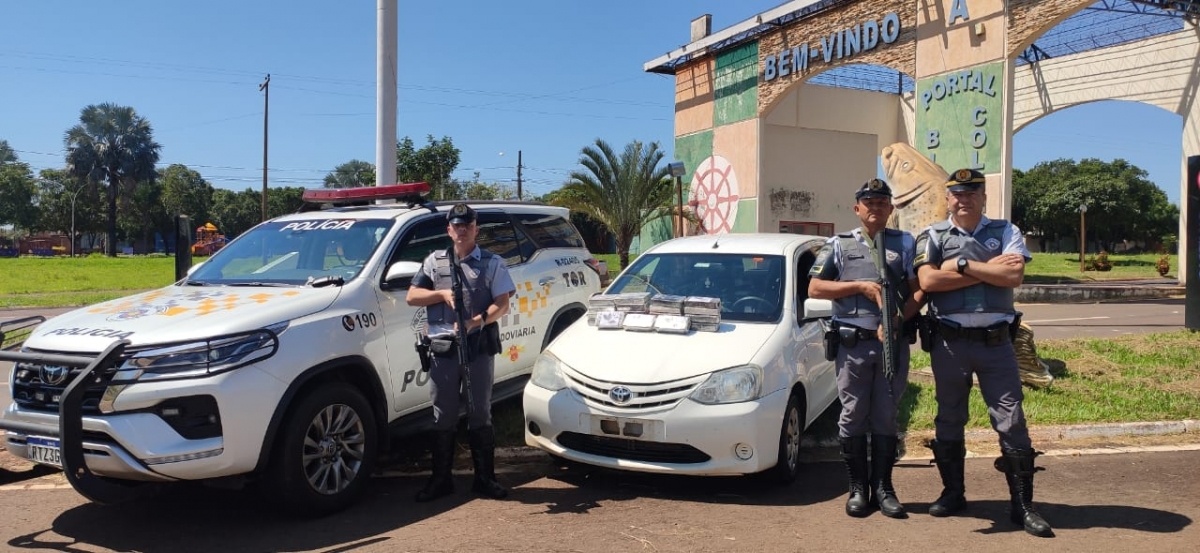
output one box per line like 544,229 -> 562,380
562,367 -> 708,411
557,432 -> 711,464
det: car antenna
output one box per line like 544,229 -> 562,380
711,236 -> 720,249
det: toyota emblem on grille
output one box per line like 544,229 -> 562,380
40,365 -> 70,386
608,386 -> 633,405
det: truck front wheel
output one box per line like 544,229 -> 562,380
266,382 -> 378,516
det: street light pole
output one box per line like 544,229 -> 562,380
69,185 -> 84,258
667,161 -> 686,238
1079,203 -> 1088,272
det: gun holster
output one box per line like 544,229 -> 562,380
918,315 -> 934,352
903,318 -> 919,345
415,338 -> 432,372
1009,311 -> 1023,342
823,322 -> 839,362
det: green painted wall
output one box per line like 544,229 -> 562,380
915,61 -> 1004,174
732,198 -> 758,233
714,43 -> 759,126
674,130 -> 714,190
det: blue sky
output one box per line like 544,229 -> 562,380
0,0 -> 1184,205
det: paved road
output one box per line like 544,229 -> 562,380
0,447 -> 1197,552
1016,297 -> 1186,339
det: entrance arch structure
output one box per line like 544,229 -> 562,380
645,0 -> 1199,284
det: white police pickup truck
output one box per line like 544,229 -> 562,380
0,183 -> 600,515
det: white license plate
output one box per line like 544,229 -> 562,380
588,415 -> 662,441
26,436 -> 62,468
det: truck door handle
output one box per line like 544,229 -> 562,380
539,277 -> 556,286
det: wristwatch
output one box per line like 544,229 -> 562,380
956,257 -> 969,274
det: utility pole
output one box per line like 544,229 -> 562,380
376,0 -> 397,192
259,74 -> 270,221
516,150 -> 523,201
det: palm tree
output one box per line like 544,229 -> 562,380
323,159 -> 376,188
65,103 -> 161,256
555,139 -> 673,268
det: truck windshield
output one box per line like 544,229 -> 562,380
187,219 -> 393,286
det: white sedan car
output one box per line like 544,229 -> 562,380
523,233 -> 838,483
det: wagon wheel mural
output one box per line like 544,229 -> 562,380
687,155 -> 740,235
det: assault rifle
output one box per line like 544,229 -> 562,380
875,229 -> 899,381
447,246 -> 476,416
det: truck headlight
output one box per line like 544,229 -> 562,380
119,324 -> 284,381
530,353 -> 568,391
689,365 -> 763,405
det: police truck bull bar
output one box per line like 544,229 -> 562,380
0,316 -> 160,504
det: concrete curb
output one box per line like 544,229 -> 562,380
1014,283 -> 1183,303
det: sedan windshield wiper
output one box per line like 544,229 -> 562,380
227,282 -> 291,287
184,280 -> 210,286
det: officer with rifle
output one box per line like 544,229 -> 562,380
809,178 -> 923,519
407,203 -> 515,502
913,168 -> 1052,537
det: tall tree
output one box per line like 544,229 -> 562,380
118,178 -> 169,253
460,171 -> 516,200
553,139 -> 673,268
396,135 -> 461,200
210,189 -> 262,239
64,103 -> 162,256
323,160 -> 376,188
160,164 -> 215,226
1013,158 -> 1179,252
0,139 -> 17,164
0,158 -> 38,233
33,169 -> 101,254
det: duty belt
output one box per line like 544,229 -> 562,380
938,321 -> 1010,345
836,323 -> 878,348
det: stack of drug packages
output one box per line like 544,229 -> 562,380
586,292 -> 721,334
648,294 -> 688,334
683,296 -> 722,332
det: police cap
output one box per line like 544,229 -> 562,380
447,203 -> 476,224
947,168 -> 986,192
855,178 -> 893,201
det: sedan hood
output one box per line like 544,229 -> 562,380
28,285 -> 341,352
547,322 -> 776,383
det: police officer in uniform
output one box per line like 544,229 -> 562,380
809,178 -> 923,518
407,203 -> 515,501
913,169 -> 1053,537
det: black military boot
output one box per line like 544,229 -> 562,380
468,426 -> 508,499
927,439 -> 967,517
840,436 -> 870,517
870,435 -> 907,518
996,448 -> 1054,538
415,430 -> 456,502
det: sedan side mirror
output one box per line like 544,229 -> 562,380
382,261 -> 423,290
802,298 -> 833,320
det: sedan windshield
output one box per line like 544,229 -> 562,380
187,219 -> 392,286
607,253 -> 785,323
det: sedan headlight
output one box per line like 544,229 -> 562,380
689,365 -> 763,405
118,324 -> 285,381
530,353 -> 568,391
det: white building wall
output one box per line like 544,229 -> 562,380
761,82 -> 908,234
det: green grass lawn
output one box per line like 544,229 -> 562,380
1024,252 -> 1176,283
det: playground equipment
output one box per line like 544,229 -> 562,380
191,222 -> 227,256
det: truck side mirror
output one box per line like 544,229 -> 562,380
382,261 -> 423,290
